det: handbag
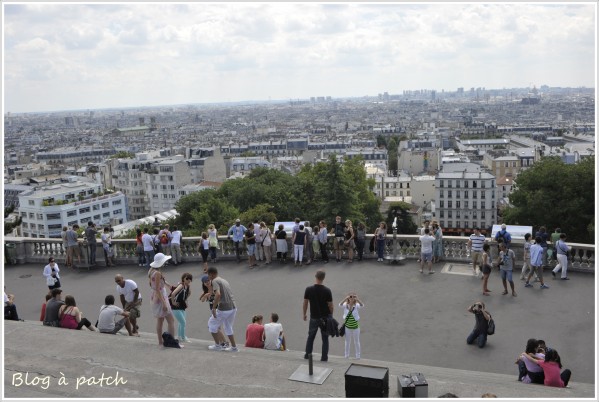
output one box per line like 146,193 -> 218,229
339,306 -> 354,337
46,276 -> 57,286
487,316 -> 495,335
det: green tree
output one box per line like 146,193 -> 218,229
387,137 -> 399,175
319,155 -> 359,224
111,151 -> 135,159
343,156 -> 382,229
503,156 -> 595,243
386,202 -> 417,234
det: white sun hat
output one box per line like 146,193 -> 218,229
150,253 -> 172,268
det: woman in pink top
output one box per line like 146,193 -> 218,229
520,349 -> 571,387
245,314 -> 264,348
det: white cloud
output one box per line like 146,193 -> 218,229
3,2 -> 595,113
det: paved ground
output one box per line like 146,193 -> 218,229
4,257 -> 596,385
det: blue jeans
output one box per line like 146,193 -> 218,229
305,318 -> 329,360
466,329 -> 487,348
376,239 -> 385,259
88,244 -> 97,265
233,241 -> 242,261
144,250 -> 155,268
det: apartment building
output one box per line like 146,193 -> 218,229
435,169 -> 496,236
18,178 -> 127,238
146,156 -> 192,215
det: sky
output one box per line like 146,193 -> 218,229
2,2 -> 597,113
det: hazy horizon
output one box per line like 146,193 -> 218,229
3,2 -> 596,114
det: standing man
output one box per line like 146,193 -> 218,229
85,222 -> 98,267
318,221 -> 329,263
495,224 -> 512,250
245,223 -> 257,268
115,274 -> 142,335
419,228 -> 435,274
66,224 -> 81,268
303,270 -> 334,362
535,226 -> 550,268
552,233 -> 571,280
228,219 -> 247,263
331,216 -> 346,263
158,224 -> 172,257
170,225 -> 183,266
468,227 -> 486,277
498,243 -> 517,297
207,267 -> 238,352
253,220 -> 263,262
141,227 -> 155,269
524,237 -> 550,290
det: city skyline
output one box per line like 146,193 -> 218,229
3,2 -> 597,114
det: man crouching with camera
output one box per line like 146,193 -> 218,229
466,301 -> 491,348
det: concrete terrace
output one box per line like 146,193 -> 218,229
3,257 -> 597,399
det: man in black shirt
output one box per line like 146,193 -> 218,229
43,288 -> 65,327
466,301 -> 491,348
85,222 -> 98,266
303,270 -> 334,361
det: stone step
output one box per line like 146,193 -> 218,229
4,320 -> 594,398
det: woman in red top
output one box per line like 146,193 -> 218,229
520,349 -> 571,387
245,314 -> 264,348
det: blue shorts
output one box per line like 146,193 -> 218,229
500,269 -> 513,282
247,244 -> 256,256
421,252 -> 432,262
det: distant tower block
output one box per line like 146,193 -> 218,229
139,117 -> 145,126
150,117 -> 158,131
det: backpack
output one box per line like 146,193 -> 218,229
487,316 -> 495,335
162,332 -> 181,348
161,233 -> 169,244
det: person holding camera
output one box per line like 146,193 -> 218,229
466,301 -> 491,348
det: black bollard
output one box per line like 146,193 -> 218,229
309,353 -> 313,375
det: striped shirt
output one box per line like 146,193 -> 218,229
345,309 -> 359,329
469,234 -> 486,252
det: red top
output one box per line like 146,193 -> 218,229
245,323 -> 264,348
538,361 -> 565,387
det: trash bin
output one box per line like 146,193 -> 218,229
5,243 -> 17,265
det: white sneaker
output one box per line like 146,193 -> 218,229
208,344 -> 224,351
225,346 -> 239,352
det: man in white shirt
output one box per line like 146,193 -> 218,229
98,295 -> 136,336
170,226 -> 183,265
262,313 -> 286,351
141,227 -> 155,268
419,228 -> 435,274
115,274 -> 142,335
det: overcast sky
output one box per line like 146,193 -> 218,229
3,2 -> 596,113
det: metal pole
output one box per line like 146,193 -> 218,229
308,354 -> 313,375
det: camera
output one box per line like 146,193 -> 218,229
472,303 -> 483,312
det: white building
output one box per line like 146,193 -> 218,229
18,178 -> 127,238
435,169 -> 496,236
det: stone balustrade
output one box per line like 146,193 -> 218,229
3,235 -> 595,272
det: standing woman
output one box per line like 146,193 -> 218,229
312,226 -> 321,262
135,228 -> 146,267
293,224 -> 307,266
355,222 -> 366,261
344,220 -> 356,263
260,222 -> 273,265
58,295 -> 96,331
275,224 -> 288,263
199,232 -> 210,273
170,273 -> 193,343
43,257 -> 60,293
374,222 -> 387,262
148,253 -> 176,346
432,222 -> 444,263
339,293 -> 363,359
208,224 -> 219,263
481,243 -> 492,296
61,226 -> 70,266
43,257 -> 61,290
